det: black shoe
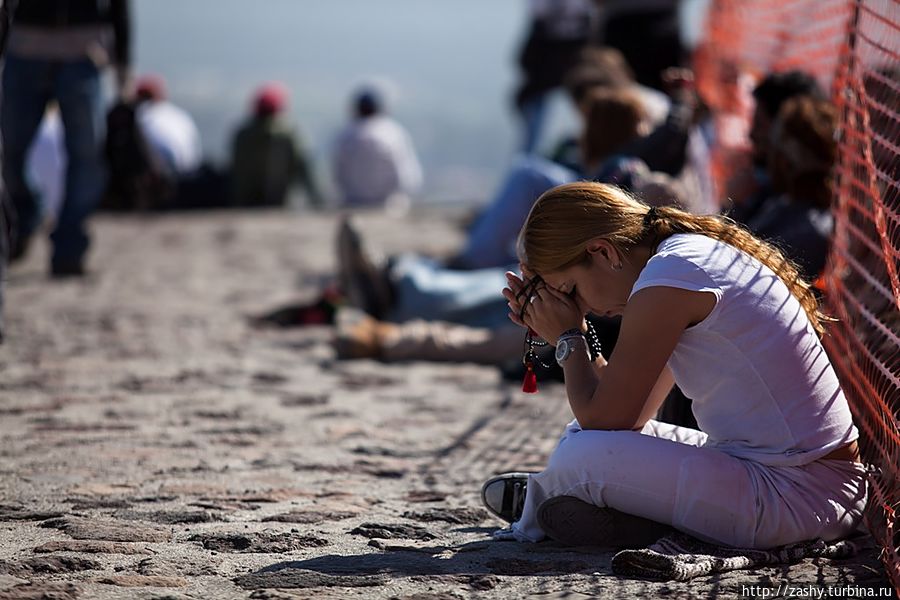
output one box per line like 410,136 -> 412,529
336,217 -> 393,319
481,472 -> 531,523
50,260 -> 86,278
536,496 -> 672,548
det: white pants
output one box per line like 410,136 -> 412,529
511,419 -> 868,549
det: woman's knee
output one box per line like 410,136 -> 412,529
547,428 -> 641,473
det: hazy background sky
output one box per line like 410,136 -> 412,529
132,1 -> 708,204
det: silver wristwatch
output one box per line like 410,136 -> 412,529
555,331 -> 586,366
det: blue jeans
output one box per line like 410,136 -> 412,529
454,154 -> 576,270
1,55 -> 106,266
389,254 -> 515,329
0,151 -> 7,341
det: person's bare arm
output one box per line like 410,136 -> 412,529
637,364 -> 676,429
563,287 -> 713,430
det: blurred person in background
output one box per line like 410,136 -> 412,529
592,0 -> 684,92
333,87 -> 422,213
2,0 -> 131,277
133,75 -> 202,191
133,74 -> 227,211
230,83 -> 322,209
451,86 -> 650,271
514,0 -> 598,153
105,74 -> 224,211
0,0 -> 15,342
556,50 -> 713,213
745,95 -> 838,282
730,70 -> 825,224
333,171 -> 688,367
260,86 -> 692,331
550,46 -> 669,170
25,105 -> 66,220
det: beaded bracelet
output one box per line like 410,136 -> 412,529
584,319 -> 604,362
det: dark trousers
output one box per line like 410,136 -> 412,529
1,54 -> 106,267
0,161 -> 8,342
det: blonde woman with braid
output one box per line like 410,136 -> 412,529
482,181 -> 866,550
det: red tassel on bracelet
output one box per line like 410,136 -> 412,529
522,361 -> 538,393
521,327 -> 541,393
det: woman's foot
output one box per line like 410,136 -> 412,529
536,495 -> 672,548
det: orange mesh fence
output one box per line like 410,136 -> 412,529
696,0 -> 899,591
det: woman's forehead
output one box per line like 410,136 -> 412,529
541,269 -> 572,288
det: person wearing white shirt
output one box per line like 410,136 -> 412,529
333,88 -> 423,212
134,75 -> 202,179
25,106 -> 65,221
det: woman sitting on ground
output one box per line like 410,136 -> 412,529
484,181 -> 865,549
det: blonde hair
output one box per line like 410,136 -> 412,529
518,182 -> 830,335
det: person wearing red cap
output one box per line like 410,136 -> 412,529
229,83 -> 322,208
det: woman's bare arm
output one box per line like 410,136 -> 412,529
563,286 -> 713,430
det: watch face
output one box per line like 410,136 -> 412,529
555,339 -> 570,363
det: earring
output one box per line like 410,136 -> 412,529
613,263 -> 623,271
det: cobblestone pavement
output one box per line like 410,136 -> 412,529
0,210 -> 891,599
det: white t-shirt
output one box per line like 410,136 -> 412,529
333,115 -> 423,207
630,233 -> 858,466
26,111 -> 66,219
136,100 -> 202,177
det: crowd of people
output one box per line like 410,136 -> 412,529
304,0 -> 862,554
0,0 -> 425,292
0,0 -> 875,559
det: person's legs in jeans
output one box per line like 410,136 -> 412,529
1,55 -> 53,257
51,59 -> 106,271
388,255 -> 513,329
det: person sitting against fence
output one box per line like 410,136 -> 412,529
478,181 -> 865,551
730,70 -> 826,224
744,95 -> 837,281
332,87 -> 422,213
230,83 -> 323,208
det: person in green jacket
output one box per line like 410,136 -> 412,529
230,83 -> 322,208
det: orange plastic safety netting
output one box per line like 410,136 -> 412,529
695,0 -> 899,591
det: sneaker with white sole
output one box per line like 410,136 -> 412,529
481,472 -> 532,524
536,495 -> 672,548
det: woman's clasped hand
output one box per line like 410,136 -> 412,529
502,270 -> 584,344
